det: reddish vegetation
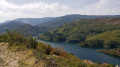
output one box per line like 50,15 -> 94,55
95,17 -> 120,25
82,60 -> 94,64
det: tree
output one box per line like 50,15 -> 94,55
108,41 -> 120,48
27,36 -> 38,49
88,39 -> 104,47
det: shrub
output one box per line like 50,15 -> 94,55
60,51 -> 67,58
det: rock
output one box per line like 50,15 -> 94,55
82,60 -> 94,64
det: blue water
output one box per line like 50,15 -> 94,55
39,40 -> 120,65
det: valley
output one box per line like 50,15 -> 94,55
0,31 -> 114,67
1,0 -> 120,67
0,14 -> 120,66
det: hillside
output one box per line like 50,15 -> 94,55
15,24 -> 40,36
1,14 -> 120,36
0,21 -> 51,36
98,48 -> 120,57
14,17 -> 54,26
38,17 -> 120,47
37,14 -> 120,28
0,31 -> 114,67
80,30 -> 120,48
0,21 -> 26,34
15,24 -> 50,36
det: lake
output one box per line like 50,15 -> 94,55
39,40 -> 120,65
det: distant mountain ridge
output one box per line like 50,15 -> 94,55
1,14 -> 120,27
14,17 -> 54,26
36,14 -> 120,27
1,14 -> 120,36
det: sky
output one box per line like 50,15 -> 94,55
0,0 -> 120,22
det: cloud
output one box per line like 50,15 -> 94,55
80,0 -> 120,15
0,0 -> 120,22
0,0 -> 77,22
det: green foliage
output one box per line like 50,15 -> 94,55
86,30 -> 120,48
80,39 -> 104,47
33,49 -> 46,60
98,48 -> 120,57
0,34 -> 9,42
16,24 -> 51,36
36,42 -> 68,57
6,30 -> 27,46
0,30 -> 38,49
26,36 -> 38,49
38,17 -> 120,44
37,42 -> 53,54
107,41 -> 120,48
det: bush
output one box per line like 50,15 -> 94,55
60,51 -> 67,58
50,49 -> 60,55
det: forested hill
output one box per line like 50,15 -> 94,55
38,17 -> 120,48
14,17 -> 54,26
1,14 -> 120,36
0,21 -> 25,34
0,21 -> 50,36
15,24 -> 41,36
15,24 -> 50,36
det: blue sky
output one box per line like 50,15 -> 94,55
0,0 -> 120,22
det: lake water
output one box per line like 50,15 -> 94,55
39,40 -> 120,65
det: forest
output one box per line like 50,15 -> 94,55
38,17 -> 120,48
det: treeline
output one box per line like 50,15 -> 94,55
0,30 -> 67,57
0,30 -> 38,49
38,17 -> 120,48
98,48 -> 120,57
0,30 -> 114,67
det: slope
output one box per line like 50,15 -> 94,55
38,17 -> 120,45
0,21 -> 26,34
14,17 -> 54,26
0,31 -> 114,67
37,14 -> 120,28
82,29 -> 120,48
15,24 -> 50,36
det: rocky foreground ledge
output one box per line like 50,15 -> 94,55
0,42 -> 119,67
0,42 -> 18,67
0,43 -> 38,67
